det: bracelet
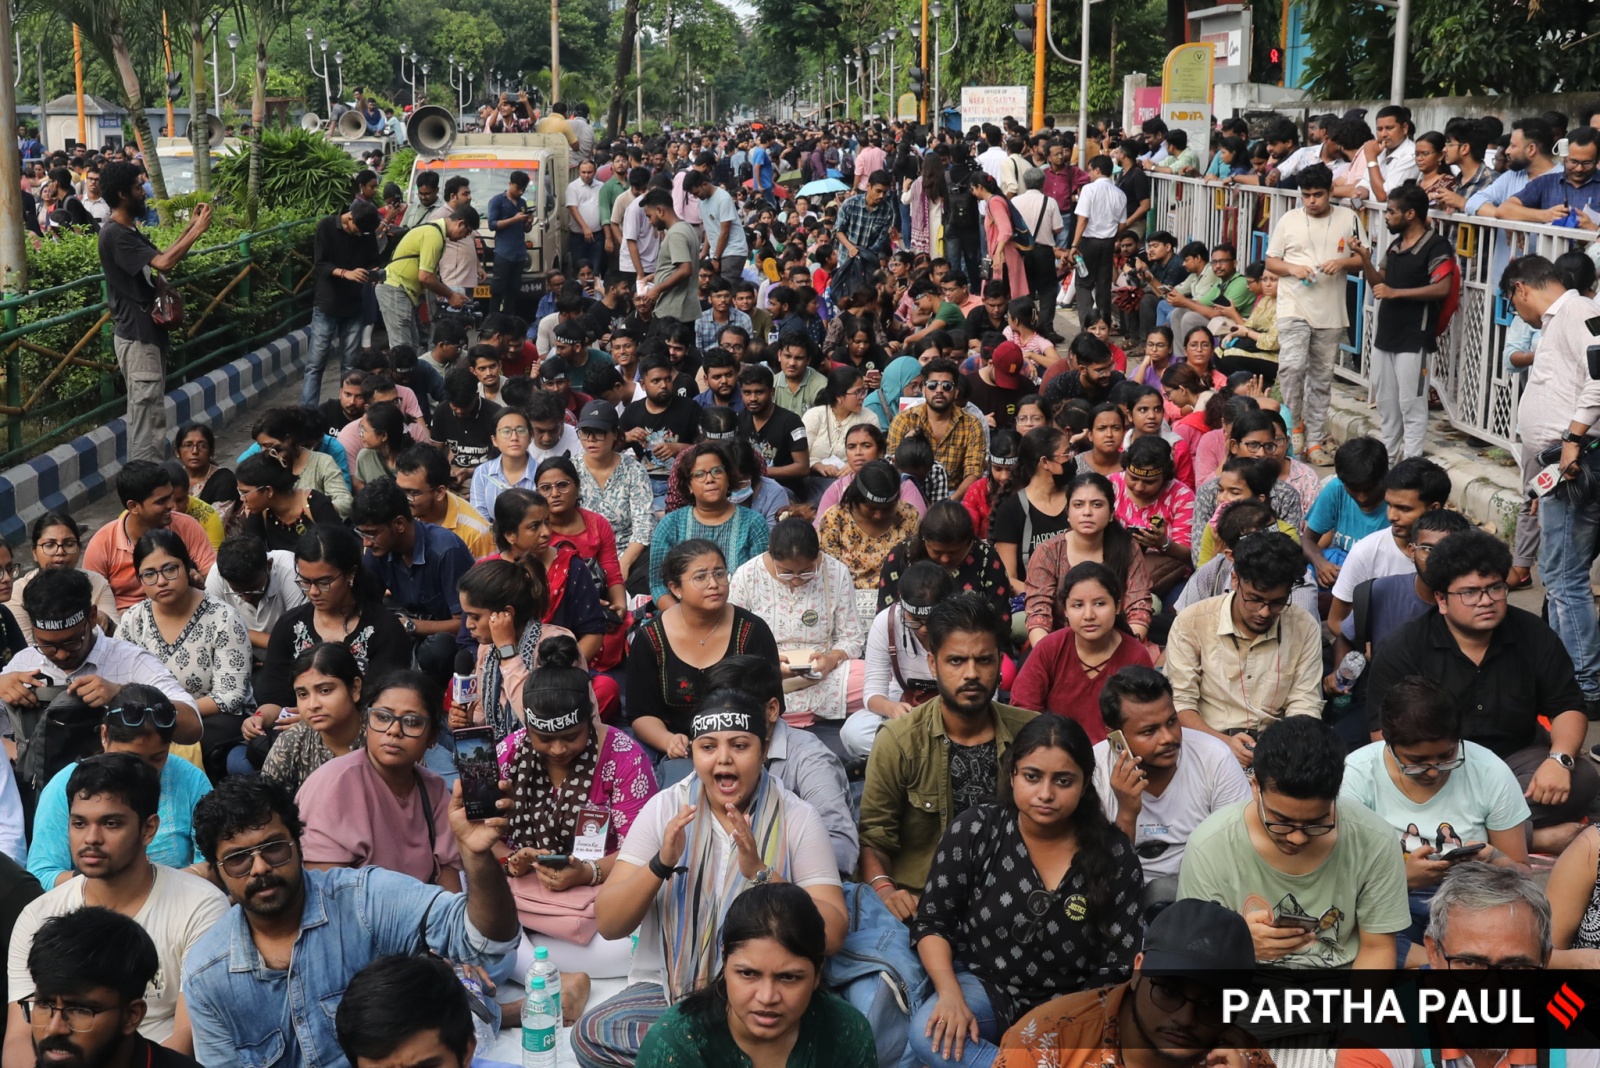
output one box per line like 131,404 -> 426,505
648,854 -> 685,881
589,859 -> 603,886
868,874 -> 895,888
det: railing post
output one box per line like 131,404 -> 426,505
238,235 -> 253,307
98,278 -> 116,401
3,303 -> 18,457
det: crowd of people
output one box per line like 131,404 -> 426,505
9,102 -> 1600,1068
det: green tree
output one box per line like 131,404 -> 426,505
238,0 -> 298,223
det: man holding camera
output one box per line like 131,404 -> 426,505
377,208 -> 478,351
304,199 -> 382,406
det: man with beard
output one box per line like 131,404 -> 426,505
637,189 -> 700,325
97,162 -> 213,465
316,370 -> 368,437
737,365 -> 809,498
887,359 -> 987,501
1093,667 -> 1250,910
181,774 -> 519,1068
302,198 -> 381,407
21,908 -> 202,1068
1042,333 -> 1126,409
996,899 -> 1266,1068
1466,116 -> 1557,217
858,594 -> 1036,919
4,755 -> 226,1060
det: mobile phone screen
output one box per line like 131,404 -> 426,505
452,728 -> 500,821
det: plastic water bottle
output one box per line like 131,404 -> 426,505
1333,650 -> 1367,693
522,976 -> 557,1068
529,946 -> 561,1015
1073,253 -> 1090,280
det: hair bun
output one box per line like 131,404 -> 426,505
536,633 -> 581,670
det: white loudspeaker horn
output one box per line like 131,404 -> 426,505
301,111 -> 325,132
198,113 -> 225,147
405,105 -> 456,158
335,109 -> 368,139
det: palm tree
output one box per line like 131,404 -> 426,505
236,0 -> 293,223
163,0 -> 227,192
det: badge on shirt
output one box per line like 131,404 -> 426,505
573,805 -> 610,861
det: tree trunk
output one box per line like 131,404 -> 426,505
1166,0 -> 1187,51
190,19 -> 212,193
247,35 -> 267,226
606,0 -> 640,136
0,0 -> 27,292
108,22 -> 170,220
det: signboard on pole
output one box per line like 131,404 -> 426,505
1133,87 -> 1162,128
1159,43 -> 1214,172
897,93 -> 919,122
959,86 -> 1028,131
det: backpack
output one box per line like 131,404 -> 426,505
1001,196 -> 1037,251
823,882 -> 933,1068
1430,240 -> 1462,339
947,180 -> 977,229
9,695 -> 103,803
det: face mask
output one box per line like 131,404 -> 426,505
730,484 -> 754,504
1053,466 -> 1075,490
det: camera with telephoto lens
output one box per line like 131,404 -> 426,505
437,299 -> 483,327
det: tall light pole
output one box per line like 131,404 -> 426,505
306,28 -> 334,117
885,27 -> 898,120
401,45 -> 421,106
207,26 -> 239,120
636,31 -> 644,129
843,56 -> 852,119
448,57 -> 468,115
550,0 -> 561,102
909,20 -> 923,124
932,0 -> 959,129
867,41 -> 881,118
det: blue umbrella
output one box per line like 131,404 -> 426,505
798,177 -> 850,197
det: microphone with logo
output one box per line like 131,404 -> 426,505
451,649 -> 478,710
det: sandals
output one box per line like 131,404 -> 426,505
1305,443 -> 1334,466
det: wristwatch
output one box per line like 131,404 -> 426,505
495,643 -> 518,660
1565,432 -> 1590,445
751,865 -> 774,885
1549,752 -> 1576,770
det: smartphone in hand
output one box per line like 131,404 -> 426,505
452,727 -> 501,821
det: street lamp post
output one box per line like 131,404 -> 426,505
448,57 -> 467,115
908,21 -> 922,124
885,27 -> 898,119
421,62 -> 430,100
932,0 -> 959,128
306,28 -> 335,117
401,46 -> 421,106
203,22 -> 238,119
867,42 -> 881,118
843,57 -> 852,119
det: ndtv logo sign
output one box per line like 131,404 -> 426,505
1167,110 -> 1206,121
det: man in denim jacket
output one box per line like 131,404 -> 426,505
181,775 -> 519,1068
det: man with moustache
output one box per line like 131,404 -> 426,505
21,908 -> 203,1068
181,774 -> 520,1068
858,594 -> 1036,920
4,755 -> 227,1062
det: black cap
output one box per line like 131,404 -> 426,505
1140,899 -> 1255,975
576,399 -> 619,432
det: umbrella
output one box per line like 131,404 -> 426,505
778,169 -> 803,183
798,177 -> 850,197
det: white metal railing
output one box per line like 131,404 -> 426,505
1145,173 -> 1595,452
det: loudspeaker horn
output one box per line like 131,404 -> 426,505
197,112 -> 225,147
301,111 -> 325,132
335,109 -> 368,139
406,104 -> 456,158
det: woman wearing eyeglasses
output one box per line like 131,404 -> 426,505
647,443 -> 770,610
471,407 -> 539,521
626,540 -> 779,786
297,669 -> 461,890
1340,675 -> 1529,964
9,512 -> 120,643
537,459 -> 629,674
118,529 -> 254,780
729,518 -> 865,757
803,366 -> 877,492
910,714 -> 1143,1068
236,454 -> 343,553
174,424 -> 239,527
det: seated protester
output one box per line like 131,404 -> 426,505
961,428 -> 1020,541
83,462 -> 218,612
1331,509 -> 1474,686
239,407 -> 353,517
1547,828 -> 1600,966
254,644 -> 366,793
1263,409 -> 1323,513
1192,395 -> 1259,500
1165,531 -> 1324,769
859,594 -> 1038,918
844,562 -> 956,763
694,345 -> 744,412
336,375 -> 430,471
625,541 -> 780,786
1165,241 -> 1255,349
538,458 -> 630,668
236,454 -> 343,553
394,444 -> 496,561
996,898 -> 1268,1068
573,400 -> 656,594
10,512 -> 120,644
1177,715 -> 1410,969
963,341 -> 1032,435
317,370 -> 368,438
0,569 -> 202,744
814,423 -> 930,523
430,366 -> 504,493
1326,456 -> 1451,640
648,442 -> 772,606
576,688 -> 847,1068
865,353 -> 922,430
727,436 -> 792,530
1304,435 -> 1391,589
19,908 -> 206,1068
1093,666 -> 1251,908
728,519 -> 864,757
536,355 -> 594,424
1175,499 -> 1317,618
892,428 -> 953,506
1366,529 -> 1597,854
469,406 -> 539,521
5,755 -> 227,1056
251,525 -> 411,720
1342,676 -> 1531,957
350,477 -> 476,681
910,714 -> 1144,1068
660,407 -> 765,513
888,359 -> 987,503
817,460 -> 923,627
804,366 -> 877,490
876,501 -> 1012,626
1162,364 -> 1211,450
1193,456 -> 1301,567
962,280 -> 1012,355
1013,563 -> 1155,743
620,352 -> 704,508
635,883 -> 875,1068
351,401 -> 409,492
333,954 -> 484,1068
1072,402 -> 1127,480
773,332 -> 830,418
737,364 -> 811,500
182,774 -> 522,1068
1120,381 -> 1195,488
1041,332 -> 1126,410
991,426 -> 1074,594
0,544 -> 26,683
162,464 -> 223,550
1110,435 -> 1195,598
117,530 -> 254,780
204,537 -> 307,665
28,685 -> 211,889
174,423 -> 240,529
1191,414 -> 1308,564
1025,473 -> 1153,647
705,655 -> 858,877
494,636 -> 657,996
296,670 -> 460,894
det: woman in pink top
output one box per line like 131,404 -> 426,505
297,670 -> 461,889
813,423 -> 927,528
495,634 -> 658,1001
969,172 -> 1031,300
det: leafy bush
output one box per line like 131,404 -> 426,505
384,148 -> 417,189
212,128 -> 360,218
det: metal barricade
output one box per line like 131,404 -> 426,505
1145,173 -> 1590,453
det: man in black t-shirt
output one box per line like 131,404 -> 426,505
962,280 -> 1011,352
1353,182 -> 1452,463
429,367 -> 503,493
1042,333 -> 1125,410
316,370 -> 368,436
303,200 -> 381,407
737,363 -> 810,499
621,352 -> 703,507
98,162 -> 213,464
964,340 -> 1031,431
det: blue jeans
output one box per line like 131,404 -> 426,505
1539,485 -> 1600,698
302,307 -> 363,406
908,969 -> 1001,1068
569,229 -> 604,274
